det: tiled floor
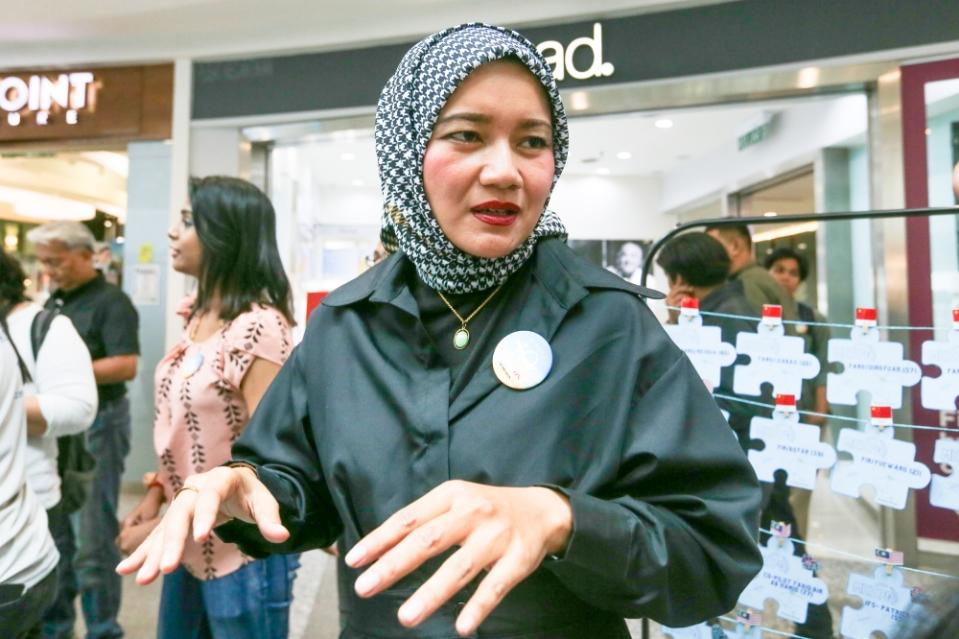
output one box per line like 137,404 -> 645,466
74,471 -> 931,639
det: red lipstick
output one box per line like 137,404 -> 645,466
471,200 -> 519,227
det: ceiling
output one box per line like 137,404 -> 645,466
0,0 -> 727,68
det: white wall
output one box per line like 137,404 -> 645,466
551,173 -> 669,241
659,94 -> 869,214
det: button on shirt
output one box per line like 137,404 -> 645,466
46,273 -> 140,404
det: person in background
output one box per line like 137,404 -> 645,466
27,221 -> 139,639
706,223 -> 799,328
764,246 -> 831,546
0,306 -> 60,638
764,247 -> 830,426
117,176 -> 300,639
0,250 -> 97,637
120,24 -> 762,638
656,232 -> 763,447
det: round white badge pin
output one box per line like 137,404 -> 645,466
492,331 -> 553,390
181,351 -> 204,379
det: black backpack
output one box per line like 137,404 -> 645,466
29,308 -> 97,515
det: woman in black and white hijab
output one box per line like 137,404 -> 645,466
121,24 -> 762,639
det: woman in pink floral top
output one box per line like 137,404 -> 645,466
118,176 -> 299,639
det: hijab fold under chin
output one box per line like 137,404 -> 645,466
375,23 -> 569,294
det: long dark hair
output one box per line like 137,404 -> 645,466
188,176 -> 294,325
0,249 -> 30,318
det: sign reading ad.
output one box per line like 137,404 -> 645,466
536,23 -> 615,82
0,72 -> 97,127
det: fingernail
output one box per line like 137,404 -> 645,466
354,570 -> 380,595
399,599 -> 424,625
344,544 -> 366,567
456,613 -> 477,636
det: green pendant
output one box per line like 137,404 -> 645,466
453,327 -> 470,350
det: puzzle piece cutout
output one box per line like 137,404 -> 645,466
921,329 -> 959,410
748,410 -> 836,490
734,323 -> 820,398
831,425 -> 931,509
664,314 -> 737,391
930,437 -> 959,510
827,327 -> 921,408
738,537 -> 829,624
661,623 -> 729,639
841,566 -> 913,639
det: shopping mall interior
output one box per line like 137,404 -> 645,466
2,1 -> 959,638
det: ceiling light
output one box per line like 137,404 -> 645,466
616,151 -> 632,160
116,236 -> 125,244
797,67 -> 820,89
569,92 -> 590,111
341,152 -> 356,161
654,119 -> 673,129
763,211 -> 779,217
596,167 -> 611,176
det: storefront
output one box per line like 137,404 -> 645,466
0,62 -> 175,490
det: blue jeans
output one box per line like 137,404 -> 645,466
157,554 -> 300,639
43,397 -> 131,639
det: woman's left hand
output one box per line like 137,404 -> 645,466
343,480 -> 572,636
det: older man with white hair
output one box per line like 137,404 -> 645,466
27,221 -> 139,639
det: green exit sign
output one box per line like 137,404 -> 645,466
738,122 -> 771,150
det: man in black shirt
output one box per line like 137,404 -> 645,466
28,222 -> 139,639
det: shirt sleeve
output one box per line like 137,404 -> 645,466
219,306 -> 293,392
34,316 -> 98,438
543,334 -> 764,626
215,339 -> 342,556
99,291 -> 139,358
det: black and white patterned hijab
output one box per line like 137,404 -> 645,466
376,23 -> 569,293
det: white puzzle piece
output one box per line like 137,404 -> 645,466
841,566 -> 913,639
827,327 -> 921,408
921,329 -> 959,410
748,410 -> 836,490
738,537 -> 829,624
661,623 -> 729,639
664,313 -> 737,390
930,437 -> 959,510
734,322 -> 820,398
831,425 -> 931,509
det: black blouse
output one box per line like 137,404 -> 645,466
217,239 -> 763,638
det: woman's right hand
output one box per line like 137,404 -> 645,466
115,465 -> 290,585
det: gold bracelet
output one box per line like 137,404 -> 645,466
174,485 -> 199,499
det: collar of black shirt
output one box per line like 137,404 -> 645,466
322,239 -> 664,318
51,272 -> 106,303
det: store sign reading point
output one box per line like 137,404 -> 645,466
0,72 -> 96,127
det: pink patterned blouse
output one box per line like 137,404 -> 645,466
153,296 -> 292,580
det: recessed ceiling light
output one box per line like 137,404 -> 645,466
654,119 -> 673,129
797,66 -> 820,89
616,151 -> 632,160
341,152 -> 356,161
763,211 -> 779,217
569,91 -> 590,111
596,167 -> 611,176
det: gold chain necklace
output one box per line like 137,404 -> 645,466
436,283 -> 504,350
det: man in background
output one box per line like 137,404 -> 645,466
28,222 -> 139,639
657,232 -> 763,446
706,223 -> 799,327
